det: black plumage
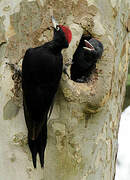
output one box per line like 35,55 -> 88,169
22,17 -> 72,168
71,35 -> 103,83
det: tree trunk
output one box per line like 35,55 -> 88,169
0,0 -> 129,179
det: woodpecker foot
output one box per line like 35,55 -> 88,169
6,62 -> 22,80
65,59 -> 73,67
63,59 -> 73,79
63,66 -> 70,78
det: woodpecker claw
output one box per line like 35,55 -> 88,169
63,59 -> 73,79
63,65 -> 70,78
65,59 -> 73,66
6,62 -> 22,77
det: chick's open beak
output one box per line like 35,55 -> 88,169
83,40 -> 95,51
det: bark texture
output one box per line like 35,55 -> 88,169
0,0 -> 129,179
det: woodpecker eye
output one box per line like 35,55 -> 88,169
56,26 -> 60,31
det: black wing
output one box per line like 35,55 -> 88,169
22,48 -> 61,140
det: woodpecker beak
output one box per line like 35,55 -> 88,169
51,16 -> 59,29
83,40 -> 95,51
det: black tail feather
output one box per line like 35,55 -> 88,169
39,151 -> 44,168
32,151 -> 37,168
28,137 -> 37,168
28,124 -> 47,168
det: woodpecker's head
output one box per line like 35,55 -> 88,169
83,37 -> 103,59
52,16 -> 72,48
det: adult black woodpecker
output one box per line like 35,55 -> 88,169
70,35 -> 103,83
22,16 -> 72,168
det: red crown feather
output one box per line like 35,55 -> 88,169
60,25 -> 72,44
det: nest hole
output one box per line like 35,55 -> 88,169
70,33 -> 103,83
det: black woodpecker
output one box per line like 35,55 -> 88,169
22,16 -> 72,168
71,35 -> 103,83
